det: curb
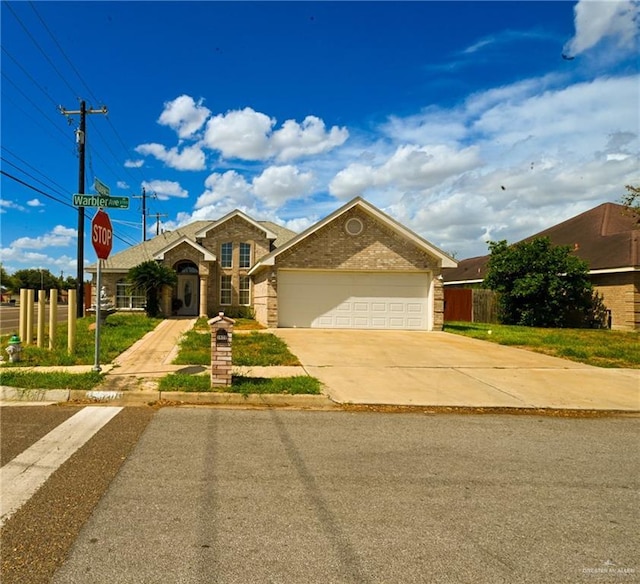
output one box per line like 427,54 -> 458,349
0,386 -> 338,409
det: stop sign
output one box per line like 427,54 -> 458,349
91,209 -> 113,260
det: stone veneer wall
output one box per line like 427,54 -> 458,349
591,271 -> 640,331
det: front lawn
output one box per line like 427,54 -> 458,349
173,330 -> 300,366
444,322 -> 639,368
159,373 -> 320,395
1,313 -> 161,367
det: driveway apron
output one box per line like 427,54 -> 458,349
274,330 -> 639,411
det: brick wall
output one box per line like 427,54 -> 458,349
270,208 -> 443,329
591,271 -> 640,331
277,208 -> 438,271
199,217 -> 271,315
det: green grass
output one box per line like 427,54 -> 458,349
158,373 -> 321,395
0,370 -> 104,390
173,330 -> 300,366
444,322 -> 640,368
1,313 -> 161,367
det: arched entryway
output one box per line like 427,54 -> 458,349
174,261 -> 199,316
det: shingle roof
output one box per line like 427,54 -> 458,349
89,218 -> 297,272
443,202 -> 639,283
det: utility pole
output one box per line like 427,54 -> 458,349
132,187 -> 158,242
59,100 -> 108,317
151,212 -> 168,235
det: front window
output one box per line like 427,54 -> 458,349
239,275 -> 251,305
116,279 -> 145,309
239,242 -> 251,268
221,242 -> 232,268
220,275 -> 232,305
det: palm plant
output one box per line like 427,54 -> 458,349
127,261 -> 177,317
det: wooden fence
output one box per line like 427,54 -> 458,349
444,288 -> 499,323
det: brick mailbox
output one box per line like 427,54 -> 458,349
209,312 -> 235,388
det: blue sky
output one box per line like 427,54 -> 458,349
1,0 -> 638,279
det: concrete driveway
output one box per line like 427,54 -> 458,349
273,329 -> 639,411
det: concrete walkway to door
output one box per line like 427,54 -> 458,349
273,329 -> 639,411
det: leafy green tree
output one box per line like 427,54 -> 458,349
484,237 -> 600,328
127,261 -> 177,317
0,263 -> 16,294
11,268 -> 60,291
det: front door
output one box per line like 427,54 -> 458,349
177,274 -> 198,316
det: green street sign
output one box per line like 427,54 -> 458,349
94,178 -> 110,197
72,194 -> 130,209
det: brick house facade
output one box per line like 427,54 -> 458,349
88,198 -> 456,331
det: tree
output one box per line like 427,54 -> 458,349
127,261 -> 177,317
484,237 -> 601,328
11,268 -> 60,291
0,263 -> 16,295
621,184 -> 640,220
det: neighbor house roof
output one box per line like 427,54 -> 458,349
443,202 -> 640,284
88,216 -> 297,273
249,196 -> 458,274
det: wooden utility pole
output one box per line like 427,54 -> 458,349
132,187 -> 158,242
59,100 -> 107,317
151,212 -> 168,235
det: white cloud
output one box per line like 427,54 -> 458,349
203,107 -> 274,160
158,94 -> 211,138
124,159 -> 144,168
117,181 -> 129,190
252,165 -> 315,207
195,171 -> 253,209
0,199 -> 25,213
564,0 -> 639,57
271,116 -> 349,161
26,198 -> 43,207
329,144 -> 481,199
135,142 -> 206,171
203,107 -> 348,161
7,225 -> 76,250
141,180 -> 188,200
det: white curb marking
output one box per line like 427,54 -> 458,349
0,406 -> 123,527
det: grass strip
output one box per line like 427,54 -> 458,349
159,373 -> 321,395
444,322 -> 639,368
173,330 -> 300,366
0,370 -> 103,390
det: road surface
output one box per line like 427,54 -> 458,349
1,407 -> 638,584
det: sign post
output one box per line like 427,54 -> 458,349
91,210 -> 113,372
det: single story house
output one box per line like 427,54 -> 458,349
442,202 -> 640,331
88,197 -> 457,331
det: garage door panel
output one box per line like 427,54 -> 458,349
278,271 -> 431,330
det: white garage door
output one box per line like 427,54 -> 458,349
278,271 -> 431,330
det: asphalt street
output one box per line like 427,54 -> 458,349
3,407 -> 634,584
0,305 -> 70,335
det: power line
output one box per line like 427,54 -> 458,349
1,169 -> 138,248
0,156 -> 69,199
1,46 -> 61,109
28,1 -> 101,106
0,92 -> 76,152
1,72 -> 75,144
4,1 -> 79,98
1,146 -> 71,196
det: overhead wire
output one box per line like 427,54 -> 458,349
2,169 -> 139,247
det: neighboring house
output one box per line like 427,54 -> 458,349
442,202 -> 640,331
88,197 -> 457,331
